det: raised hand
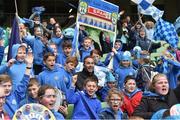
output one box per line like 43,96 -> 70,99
25,51 -> 34,67
7,59 -> 16,67
72,75 -> 78,86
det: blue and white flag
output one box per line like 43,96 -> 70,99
138,5 -> 164,21
154,18 -> 179,48
131,0 -> 155,9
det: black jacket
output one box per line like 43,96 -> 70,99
76,68 -> 98,91
133,89 -> 178,119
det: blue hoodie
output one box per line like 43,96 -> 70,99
156,57 -> 180,89
99,107 -> 124,119
66,87 -> 101,119
56,52 -> 74,66
3,74 -> 30,118
0,44 -> 28,89
79,47 -> 93,62
38,64 -> 67,93
23,35 -> 53,65
19,96 -> 38,107
115,66 -> 136,89
51,37 -> 63,54
51,109 -> 65,119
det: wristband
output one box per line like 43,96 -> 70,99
26,66 -> 32,69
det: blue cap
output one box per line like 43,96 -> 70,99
121,51 -> 131,61
106,72 -> 116,82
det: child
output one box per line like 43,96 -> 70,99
23,26 -> 54,75
1,52 -> 33,118
56,40 -> 74,66
97,71 -> 117,102
0,44 -> 30,89
115,51 -> 136,89
66,76 -> 101,119
121,75 -> 142,116
0,86 -> 10,120
79,37 -> 93,62
98,88 -> 127,119
90,49 -> 105,67
38,85 -> 65,119
20,78 -> 40,106
38,52 -> 67,93
104,40 -> 123,71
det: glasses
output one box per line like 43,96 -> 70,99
42,94 -> 56,98
110,99 -> 123,102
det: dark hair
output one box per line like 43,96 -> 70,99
43,52 -> 55,61
83,56 -> 94,64
124,75 -> 136,84
0,74 -> 12,84
62,40 -> 72,49
90,49 -> 101,56
28,78 -> 39,88
66,56 -> 78,67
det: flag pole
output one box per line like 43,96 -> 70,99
14,0 -> 18,16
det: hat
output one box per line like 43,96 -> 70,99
106,71 -> 116,82
121,51 -> 131,61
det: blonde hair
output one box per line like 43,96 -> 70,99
106,88 -> 124,103
149,73 -> 168,92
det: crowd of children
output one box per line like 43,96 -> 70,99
0,8 -> 180,119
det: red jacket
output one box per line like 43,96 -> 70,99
121,90 -> 142,116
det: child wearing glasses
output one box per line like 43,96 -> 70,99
99,88 -> 128,119
38,85 -> 64,119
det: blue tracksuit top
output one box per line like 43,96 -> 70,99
115,66 -> 136,89
58,67 -> 72,89
3,74 -> 30,118
23,35 -> 53,65
157,58 -> 180,89
79,47 -> 93,62
51,37 -> 63,54
104,49 -> 123,71
99,107 -> 124,119
51,109 -> 65,119
66,86 -> 102,119
56,52 -> 74,66
19,96 -> 38,107
0,44 -> 27,89
38,64 -> 67,93
97,86 -> 110,102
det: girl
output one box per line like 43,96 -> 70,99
38,85 -> 66,119
99,88 -> 127,119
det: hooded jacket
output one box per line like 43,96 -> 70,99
133,90 -> 178,119
38,64 -> 67,93
66,87 -> 101,119
3,75 -> 30,118
0,44 -> 27,89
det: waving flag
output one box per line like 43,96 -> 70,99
7,16 -> 21,61
153,18 -> 179,48
174,16 -> 180,33
131,0 -> 155,7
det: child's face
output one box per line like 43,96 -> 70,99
121,60 -> 130,67
114,42 -> 121,50
65,62 -> 76,73
84,81 -> 98,97
1,82 -> 12,96
63,47 -> 72,57
0,89 -> 5,111
109,94 -> 123,112
91,53 -> 100,64
107,82 -> 116,88
39,89 -> 56,110
28,84 -> 39,99
139,30 -> 145,38
55,28 -> 62,37
44,56 -> 56,70
34,28 -> 42,37
16,46 -> 26,62
125,79 -> 136,93
83,39 -> 92,50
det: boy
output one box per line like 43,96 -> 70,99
1,52 -> 33,118
79,37 -> 93,62
38,52 -> 67,93
19,78 -> 40,106
56,40 -> 75,66
66,76 -> 101,119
